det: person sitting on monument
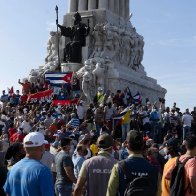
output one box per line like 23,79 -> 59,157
57,12 -> 90,63
71,76 -> 80,98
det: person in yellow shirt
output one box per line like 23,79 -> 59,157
121,105 -> 134,142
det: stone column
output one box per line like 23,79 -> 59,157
69,0 -> 78,12
119,0 -> 125,18
98,0 -> 108,10
109,0 -> 115,13
114,0 -> 120,16
88,0 -> 98,10
125,0 -> 130,20
78,0 -> 88,11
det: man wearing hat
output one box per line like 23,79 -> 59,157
107,130 -> 160,196
74,134 -> 117,196
3,132 -> 54,196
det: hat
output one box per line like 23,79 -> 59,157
71,113 -> 76,118
98,87 -> 103,91
70,134 -> 75,138
97,134 -> 114,149
165,138 -> 179,148
59,137 -> 72,147
23,132 -> 47,147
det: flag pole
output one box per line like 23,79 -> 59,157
55,5 -> 61,71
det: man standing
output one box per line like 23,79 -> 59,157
72,144 -> 87,179
107,130 -> 160,196
74,134 -> 117,196
3,132 -> 54,196
76,100 -> 85,124
182,108 -> 193,140
55,137 -> 77,196
162,135 -> 196,196
94,104 -> 105,136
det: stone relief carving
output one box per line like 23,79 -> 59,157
92,62 -> 106,87
90,23 -> 145,70
76,58 -> 109,102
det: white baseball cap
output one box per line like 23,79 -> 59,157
98,87 -> 103,91
23,132 -> 47,147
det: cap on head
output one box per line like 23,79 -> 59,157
23,132 -> 47,147
71,113 -> 76,118
99,103 -> 104,107
97,134 -> 114,149
98,87 -> 103,92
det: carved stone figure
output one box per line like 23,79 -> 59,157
76,59 -> 95,78
82,71 -> 95,103
101,24 -> 114,59
57,12 -> 90,63
91,24 -> 104,57
45,31 -> 60,63
92,62 -> 106,87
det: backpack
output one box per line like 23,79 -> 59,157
118,160 -> 157,196
170,156 -> 192,196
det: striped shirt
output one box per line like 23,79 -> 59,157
68,118 -> 80,128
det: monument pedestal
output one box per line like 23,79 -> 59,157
61,63 -> 83,72
107,65 -> 166,102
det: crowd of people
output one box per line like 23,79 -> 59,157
0,78 -> 196,196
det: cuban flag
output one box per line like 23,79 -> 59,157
45,72 -> 73,87
113,105 -> 133,120
132,92 -> 142,105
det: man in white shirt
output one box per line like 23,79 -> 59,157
20,116 -> 32,134
76,100 -> 85,124
182,108 -> 193,140
41,143 -> 55,170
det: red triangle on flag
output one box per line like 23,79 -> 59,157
62,73 -> 73,83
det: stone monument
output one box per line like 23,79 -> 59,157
28,0 -> 166,103
61,0 -> 166,102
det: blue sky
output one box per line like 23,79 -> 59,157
0,0 -> 195,111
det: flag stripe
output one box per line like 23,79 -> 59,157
48,80 -> 68,84
45,73 -> 68,77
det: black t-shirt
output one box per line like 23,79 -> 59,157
55,151 -> 74,185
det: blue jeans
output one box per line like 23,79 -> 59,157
95,124 -> 102,136
55,184 -> 72,196
121,123 -> 130,142
183,126 -> 191,141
